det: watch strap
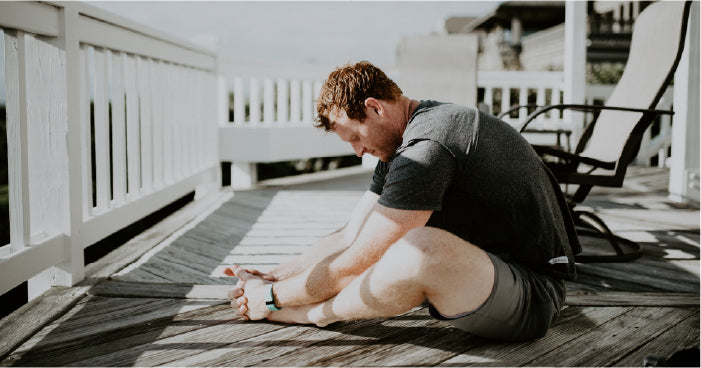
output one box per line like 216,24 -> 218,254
265,283 -> 281,311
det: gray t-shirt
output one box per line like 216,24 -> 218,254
369,101 -> 580,280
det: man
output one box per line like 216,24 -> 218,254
226,61 -> 580,341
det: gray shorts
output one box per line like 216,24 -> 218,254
429,253 -> 566,341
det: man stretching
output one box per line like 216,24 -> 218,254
226,61 -> 579,341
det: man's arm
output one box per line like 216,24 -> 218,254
270,203 -> 432,308
266,190 -> 381,280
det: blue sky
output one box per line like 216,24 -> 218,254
88,1 -> 498,67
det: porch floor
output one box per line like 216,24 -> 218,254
0,166 -> 698,367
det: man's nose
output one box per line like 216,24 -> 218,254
351,142 -> 365,157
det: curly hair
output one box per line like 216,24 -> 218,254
315,61 -> 402,131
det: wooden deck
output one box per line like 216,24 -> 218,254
0,166 -> 698,367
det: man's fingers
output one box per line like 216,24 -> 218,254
231,265 -> 253,281
224,265 -> 253,281
230,299 -> 249,317
227,287 -> 244,300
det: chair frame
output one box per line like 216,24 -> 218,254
504,1 -> 692,263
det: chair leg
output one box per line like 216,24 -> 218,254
572,209 -> 644,263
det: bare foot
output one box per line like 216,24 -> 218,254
266,304 -> 331,327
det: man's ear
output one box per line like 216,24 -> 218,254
364,98 -> 383,116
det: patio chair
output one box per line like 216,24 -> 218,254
510,1 -> 692,263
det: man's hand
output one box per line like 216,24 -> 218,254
225,265 -> 274,321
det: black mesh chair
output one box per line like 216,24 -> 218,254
507,1 -> 692,262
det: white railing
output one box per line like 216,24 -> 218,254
478,72 -> 674,165
0,2 -> 220,298
217,58 -> 353,188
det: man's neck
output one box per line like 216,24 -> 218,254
399,96 -> 421,132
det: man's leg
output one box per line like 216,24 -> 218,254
267,227 -> 494,326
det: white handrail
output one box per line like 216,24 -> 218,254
0,2 -> 220,298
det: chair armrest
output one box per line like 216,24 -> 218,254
533,145 -> 616,170
497,104 -> 541,120
518,104 -> 675,133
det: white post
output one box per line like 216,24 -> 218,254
4,30 -> 31,251
231,162 -> 257,189
564,1 -> 587,139
669,1 -> 700,203
30,7 -> 86,297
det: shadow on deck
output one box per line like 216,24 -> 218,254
0,166 -> 698,367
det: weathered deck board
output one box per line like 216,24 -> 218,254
438,306 -> 633,367
0,191 -> 233,361
613,311 -> 700,367
3,293 -> 695,367
0,166 -> 698,367
527,307 -> 699,367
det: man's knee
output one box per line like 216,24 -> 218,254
386,227 -> 472,272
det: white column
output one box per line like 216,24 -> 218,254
564,1 -> 587,140
4,30 -> 31,252
29,7 -> 86,298
669,1 -> 700,203
231,162 -> 257,189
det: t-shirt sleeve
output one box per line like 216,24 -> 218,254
376,140 -> 457,211
369,160 -> 389,195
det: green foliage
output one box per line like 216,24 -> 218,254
587,62 -> 626,84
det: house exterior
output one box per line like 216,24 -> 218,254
441,1 -> 654,73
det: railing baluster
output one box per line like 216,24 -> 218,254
93,47 -> 111,212
163,62 -> 173,184
110,51 -> 127,205
277,78 -> 288,123
137,56 -> 153,192
151,59 -> 164,188
302,80 -> 313,124
500,86 -> 510,122
124,53 -> 140,198
483,86 -> 493,115
290,79 -> 301,124
313,80 -> 322,122
172,63 -> 183,179
249,78 -> 261,124
80,46 -> 93,215
185,68 -> 195,175
233,77 -> 244,124
518,86 -> 528,120
536,86 -> 546,122
263,78 -> 274,124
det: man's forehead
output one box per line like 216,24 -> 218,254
328,108 -> 347,130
